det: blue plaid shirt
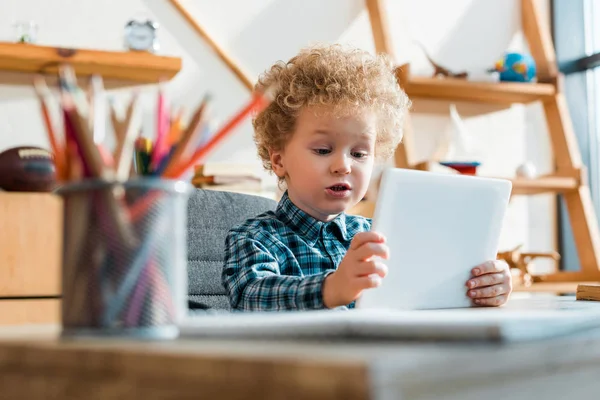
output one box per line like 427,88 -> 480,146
222,191 -> 371,311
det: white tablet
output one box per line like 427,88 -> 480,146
356,168 -> 512,310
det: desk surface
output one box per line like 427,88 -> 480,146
2,297 -> 600,400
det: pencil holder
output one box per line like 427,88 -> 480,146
57,178 -> 193,340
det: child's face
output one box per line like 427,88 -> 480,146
270,106 -> 376,222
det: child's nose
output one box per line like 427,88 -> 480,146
331,155 -> 351,175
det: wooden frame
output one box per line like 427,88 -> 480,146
365,0 -> 416,169
167,0 -> 253,91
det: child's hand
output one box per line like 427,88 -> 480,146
322,231 -> 389,308
466,260 -> 512,307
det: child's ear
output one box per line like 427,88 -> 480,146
269,149 -> 285,178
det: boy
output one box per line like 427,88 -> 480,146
222,44 -> 512,311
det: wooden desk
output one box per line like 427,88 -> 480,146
2,308 -> 600,400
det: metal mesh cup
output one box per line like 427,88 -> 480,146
56,178 -> 193,340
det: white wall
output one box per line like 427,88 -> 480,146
0,0 -> 555,271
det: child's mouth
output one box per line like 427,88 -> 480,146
326,184 -> 351,198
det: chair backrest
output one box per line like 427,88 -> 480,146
186,189 -> 277,311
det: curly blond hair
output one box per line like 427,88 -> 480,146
253,44 -> 410,172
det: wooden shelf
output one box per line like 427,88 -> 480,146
0,42 -> 181,88
402,76 -> 556,105
509,175 -> 579,195
413,164 -> 580,195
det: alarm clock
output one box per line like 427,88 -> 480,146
124,18 -> 159,52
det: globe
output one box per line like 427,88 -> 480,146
494,52 -> 536,82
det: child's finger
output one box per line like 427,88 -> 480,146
473,294 -> 508,307
353,242 -> 389,261
356,274 -> 383,289
467,283 -> 510,299
356,260 -> 388,278
467,272 -> 505,289
471,260 -> 508,276
349,231 -> 385,250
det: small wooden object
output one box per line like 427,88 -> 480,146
497,244 -> 560,286
576,284 -> 600,301
414,41 -> 469,79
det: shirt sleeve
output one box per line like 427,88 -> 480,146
221,231 -> 332,311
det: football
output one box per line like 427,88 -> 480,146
0,146 -> 57,192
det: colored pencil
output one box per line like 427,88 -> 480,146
161,94 -> 211,177
150,83 -> 170,171
164,90 -> 270,179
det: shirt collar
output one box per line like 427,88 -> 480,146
276,191 -> 349,244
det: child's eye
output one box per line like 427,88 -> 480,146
314,148 -> 331,155
352,151 -> 369,159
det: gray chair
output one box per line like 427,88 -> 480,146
186,189 -> 277,311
